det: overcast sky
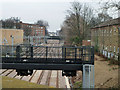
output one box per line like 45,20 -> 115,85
0,0 -> 117,32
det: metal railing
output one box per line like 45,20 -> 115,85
1,45 -> 94,65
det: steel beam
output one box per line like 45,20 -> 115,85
0,63 -> 82,70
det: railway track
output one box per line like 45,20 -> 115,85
0,41 -> 72,88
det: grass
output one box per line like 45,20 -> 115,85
1,76 -> 53,88
109,58 -> 118,65
73,81 -> 82,89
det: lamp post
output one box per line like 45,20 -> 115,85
10,35 -> 14,57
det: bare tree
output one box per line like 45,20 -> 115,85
81,3 -> 94,40
102,0 -> 120,11
100,0 -> 120,18
62,1 -> 95,46
65,2 -> 83,45
23,25 -> 32,36
97,13 -> 112,22
1,17 -> 21,29
35,20 -> 49,27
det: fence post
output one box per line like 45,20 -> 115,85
82,64 -> 94,88
75,47 -> 77,63
81,47 -> 83,62
62,46 -> 64,58
46,46 -> 48,60
31,46 -> 33,58
65,47 -> 66,60
16,45 -> 20,59
91,46 -> 94,65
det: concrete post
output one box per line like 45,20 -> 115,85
82,64 -> 94,88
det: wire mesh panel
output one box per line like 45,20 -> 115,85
33,46 -> 46,58
81,46 -> 94,62
19,44 -> 32,58
2,45 -> 17,57
62,46 -> 94,64
32,46 -> 63,59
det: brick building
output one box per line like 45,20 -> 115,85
1,19 -> 47,45
20,22 -> 47,44
82,40 -> 91,46
20,22 -> 46,36
91,17 -> 120,60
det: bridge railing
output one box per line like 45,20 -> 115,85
1,45 -> 94,64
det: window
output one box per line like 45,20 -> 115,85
14,26 -> 16,29
110,46 -> 112,51
106,30 -> 108,36
106,46 -> 107,50
118,48 -> 119,53
102,30 -> 103,36
118,27 -> 120,35
114,29 -> 116,35
108,29 -> 110,36
110,29 -> 112,36
114,46 -> 116,52
95,30 -> 97,36
104,30 -> 106,34
98,30 -> 100,36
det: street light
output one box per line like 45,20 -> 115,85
10,35 -> 14,57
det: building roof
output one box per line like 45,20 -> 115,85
92,17 -> 120,29
20,22 -> 45,27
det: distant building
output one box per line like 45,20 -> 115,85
82,40 -> 91,46
1,20 -> 48,44
0,29 -> 23,45
1,20 -> 47,36
91,17 -> 120,60
20,22 -> 46,36
20,22 -> 47,44
49,32 -> 56,36
56,30 -> 60,36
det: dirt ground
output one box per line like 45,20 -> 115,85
72,54 -> 119,88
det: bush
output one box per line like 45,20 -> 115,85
94,45 -> 99,52
70,36 -> 83,46
73,81 -> 82,88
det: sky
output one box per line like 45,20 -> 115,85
0,0 -> 118,32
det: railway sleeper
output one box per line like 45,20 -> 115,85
62,70 -> 76,77
16,69 -> 33,76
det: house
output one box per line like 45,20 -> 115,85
91,17 -> 120,60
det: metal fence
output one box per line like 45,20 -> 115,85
1,45 -> 94,65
